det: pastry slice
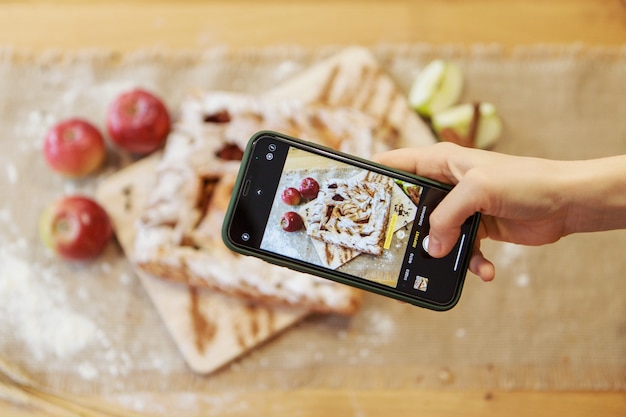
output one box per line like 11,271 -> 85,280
300,172 -> 392,256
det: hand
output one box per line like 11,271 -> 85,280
373,143 -> 574,282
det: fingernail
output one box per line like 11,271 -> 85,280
428,235 -> 443,257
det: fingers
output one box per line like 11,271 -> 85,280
427,174 -> 486,257
372,143 -> 459,183
469,247 -> 495,282
374,144 -> 496,282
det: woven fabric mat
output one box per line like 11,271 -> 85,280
0,44 -> 624,394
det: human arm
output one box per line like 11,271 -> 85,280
373,142 -> 626,281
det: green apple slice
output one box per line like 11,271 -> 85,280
431,102 -> 503,149
408,60 -> 464,117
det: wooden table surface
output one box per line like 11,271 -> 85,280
1,0 -> 625,51
1,1 -> 625,416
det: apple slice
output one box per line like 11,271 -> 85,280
431,102 -> 503,149
408,60 -> 464,117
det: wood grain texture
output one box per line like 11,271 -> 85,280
0,0 -> 624,51
2,390 -> 626,417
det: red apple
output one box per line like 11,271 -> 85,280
281,187 -> 302,206
43,118 -> 106,177
299,177 -> 320,200
39,195 -> 113,261
280,211 -> 303,232
106,88 -> 170,155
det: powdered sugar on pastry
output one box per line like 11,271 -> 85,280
174,91 -> 383,159
300,174 -> 392,256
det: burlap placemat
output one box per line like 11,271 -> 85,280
0,44 -> 624,394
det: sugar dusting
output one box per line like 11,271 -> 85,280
6,162 -> 17,184
362,308 -> 396,341
0,110 -> 184,388
496,242 -> 526,268
0,245 -> 99,360
515,273 -> 531,288
494,242 -> 532,288
0,212 -> 182,387
0,120 -> 106,365
109,392 -> 251,415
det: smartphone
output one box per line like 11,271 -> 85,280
222,131 -> 480,311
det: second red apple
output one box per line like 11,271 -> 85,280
106,88 -> 171,155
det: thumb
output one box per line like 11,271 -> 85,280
427,179 -> 483,257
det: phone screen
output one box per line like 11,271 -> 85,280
224,132 -> 480,310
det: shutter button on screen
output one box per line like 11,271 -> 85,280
422,235 -> 430,254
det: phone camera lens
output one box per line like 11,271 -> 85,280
241,233 -> 250,242
266,152 -> 274,161
268,144 -> 277,151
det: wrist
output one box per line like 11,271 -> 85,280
560,156 -> 626,235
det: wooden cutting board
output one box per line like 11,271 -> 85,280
95,47 -> 435,374
96,154 -> 310,374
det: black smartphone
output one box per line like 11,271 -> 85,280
222,131 -> 481,311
